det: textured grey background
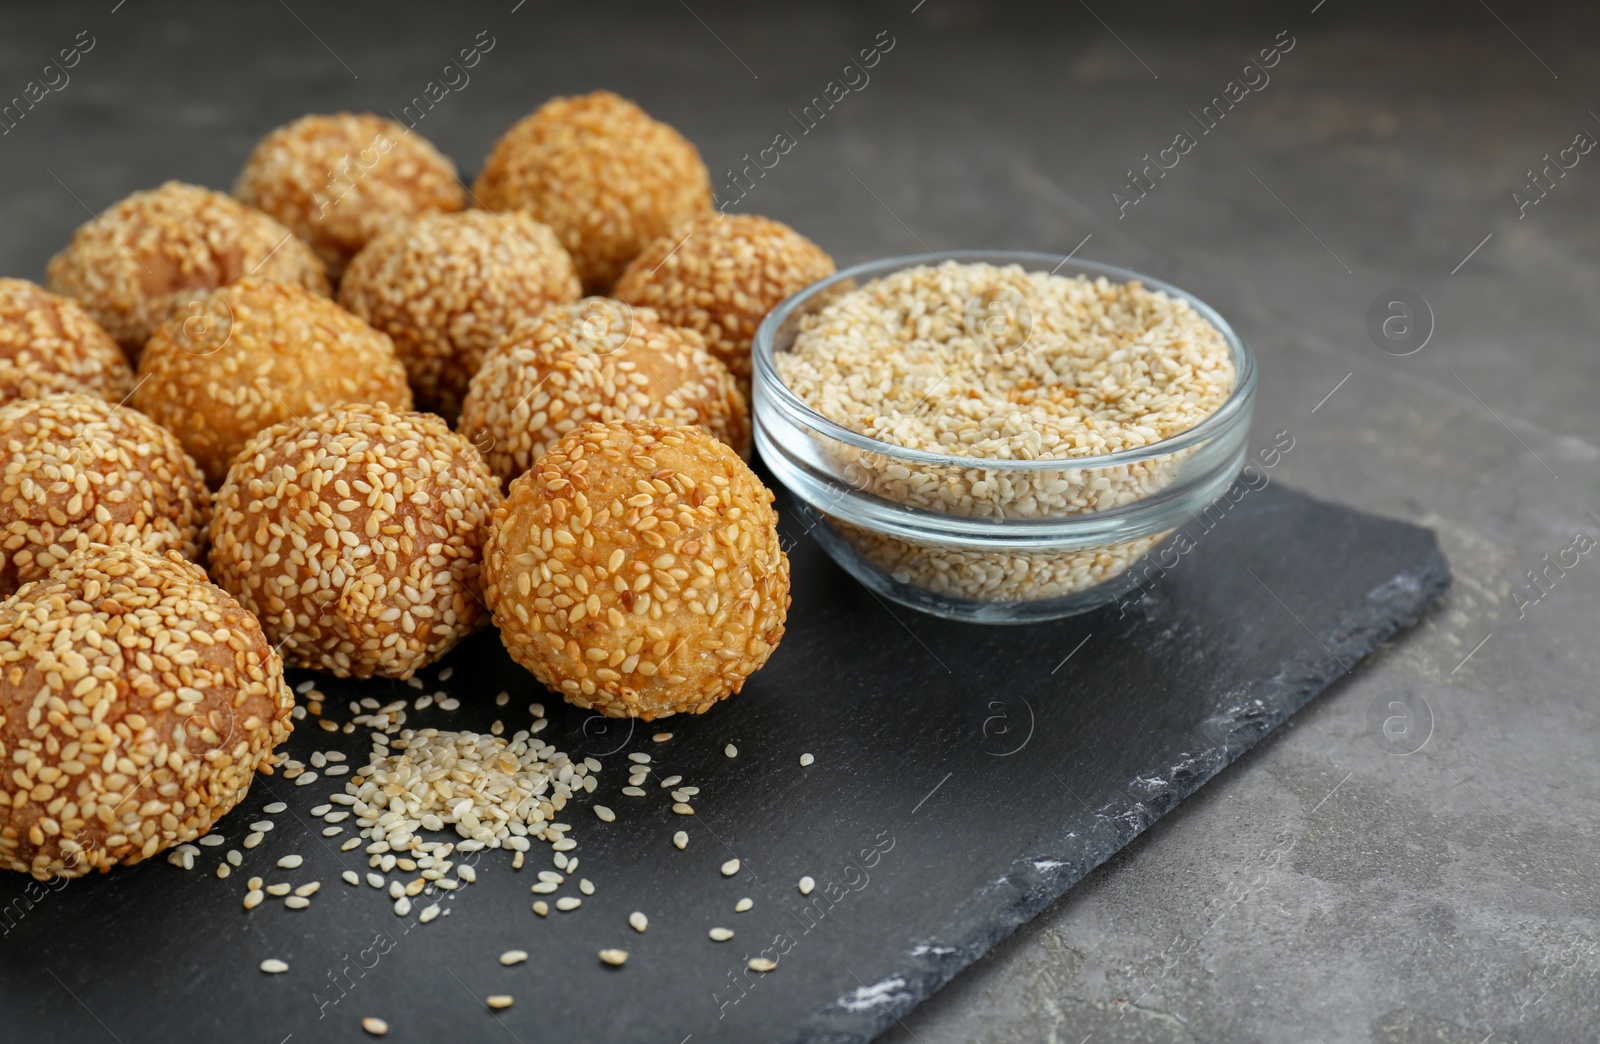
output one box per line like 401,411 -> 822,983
0,2 -> 1595,1042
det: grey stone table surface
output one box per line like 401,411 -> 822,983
0,2 -> 1595,1041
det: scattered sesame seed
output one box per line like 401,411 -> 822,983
500,950 -> 528,966
579,879 -> 595,896
724,744 -> 738,758
247,876 -> 263,890
227,850 -> 243,867
629,912 -> 648,933
672,831 -> 689,850
266,883 -> 292,897
342,838 -> 362,851
244,832 -> 264,849
721,859 -> 740,877
799,876 -> 815,896
199,835 -> 225,847
598,949 -> 629,968
438,667 -> 455,682
342,871 -> 360,887
594,805 -> 615,823
628,753 -> 652,765
419,903 -> 440,923
295,772 -> 319,787
748,958 -> 777,973
486,995 -> 514,1010
277,855 -> 303,869
294,882 -> 321,898
532,901 -> 549,916
244,890 -> 264,910
659,775 -> 683,789
216,864 -> 231,879
361,1017 -> 389,1036
672,803 -> 695,815
367,873 -> 385,889
555,897 -> 582,912
622,787 -> 646,798
457,865 -> 477,884
800,753 -> 814,767
260,959 -> 289,974
284,896 -> 311,910
735,898 -> 753,912
709,928 -> 734,942
652,733 -> 673,743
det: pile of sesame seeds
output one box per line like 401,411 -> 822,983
774,262 -> 1236,603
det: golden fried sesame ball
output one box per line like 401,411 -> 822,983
133,279 -> 413,486
472,91 -> 713,293
458,298 -> 749,487
338,210 -> 581,421
0,543 -> 293,879
45,181 -> 330,361
483,420 -> 789,720
0,279 -> 135,406
235,113 -> 466,280
208,405 -> 501,680
0,394 -> 209,597
614,213 -> 835,389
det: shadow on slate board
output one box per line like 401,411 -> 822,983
0,480 -> 1448,1044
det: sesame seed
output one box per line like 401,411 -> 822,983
266,883 -> 292,897
294,882 -> 321,898
672,831 -> 688,850
578,879 -> 595,896
628,753 -> 651,765
199,835 -> 226,847
227,851 -> 243,867
244,890 -> 264,910
594,805 -> 615,823
747,958 -> 777,973
243,833 -> 264,850
622,787 -> 646,798
724,744 -> 738,758
342,871 -> 360,886
652,733 -> 673,743
500,950 -> 528,966
277,855 -> 303,869
457,865 -> 477,884
259,959 -> 289,974
342,838 -> 362,851
532,901 -> 549,916
247,876 -> 263,891
800,753 -> 814,767
720,859 -> 740,877
438,667 -> 455,682
735,898 -> 753,912
361,1016 -> 389,1036
629,912 -> 648,933
708,928 -> 733,942
216,865 -> 232,879
659,775 -> 683,789
598,949 -> 629,967
556,897 -> 582,912
295,772 -> 319,787
284,896 -> 311,910
419,903 -> 440,923
486,995 -> 514,1010
798,876 -> 815,895
672,803 -> 695,815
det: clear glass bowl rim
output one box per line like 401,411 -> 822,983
752,249 -> 1258,473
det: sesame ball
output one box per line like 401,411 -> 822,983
46,181 -> 330,360
483,421 -> 789,720
458,298 -> 750,488
234,113 -> 465,280
614,213 -> 835,389
208,405 -> 501,679
0,544 -> 293,879
133,279 -> 413,486
338,210 -> 581,421
0,279 -> 135,406
0,394 -> 209,597
472,91 -> 713,293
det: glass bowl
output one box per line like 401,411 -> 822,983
751,250 -> 1257,624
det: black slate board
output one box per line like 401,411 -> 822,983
0,481 -> 1448,1044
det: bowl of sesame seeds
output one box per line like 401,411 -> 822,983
755,251 -> 1256,623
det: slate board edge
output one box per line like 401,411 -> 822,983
791,540 -> 1454,1044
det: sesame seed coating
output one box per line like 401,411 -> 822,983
472,91 -> 713,293
615,213 -> 835,388
458,297 -> 749,488
234,113 -> 466,280
0,394 -> 209,597
134,279 -> 413,486
338,211 -> 580,421
208,405 -> 501,679
0,279 -> 134,406
45,182 -> 330,360
483,420 -> 789,721
0,544 -> 293,879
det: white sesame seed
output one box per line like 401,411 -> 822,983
199,834 -> 225,847
709,928 -> 734,942
457,865 -> 477,884
277,855 -> 303,869
799,876 -> 815,895
294,882 -> 321,898
361,1017 -> 389,1036
486,995 -> 513,1010
724,744 -> 738,758
598,949 -> 628,967
627,753 -> 651,765
295,772 -> 319,786
367,873 -> 385,889
532,901 -> 549,916
735,898 -> 753,912
659,775 -> 683,788
672,803 -> 695,815
720,858 -> 740,876
579,879 -> 595,896
672,831 -> 688,850
216,864 -> 231,879
310,804 -> 331,816
438,667 -> 454,681
500,950 -> 528,966
227,850 -> 242,867
342,871 -> 360,886
260,959 -> 289,974
266,883 -> 292,896
244,890 -> 264,910
250,821 -> 275,833
594,805 -> 615,822
800,753 -> 814,767
652,733 -> 672,743
748,958 -> 777,973
243,832 -> 264,849
622,787 -> 646,798
341,838 -> 362,851
555,897 -> 582,912
247,876 -> 263,890
629,911 -> 648,933
419,903 -> 440,923
284,896 -> 311,910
